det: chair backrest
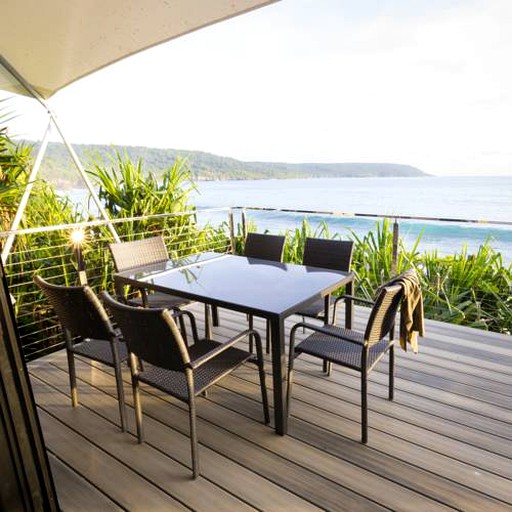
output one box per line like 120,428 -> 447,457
34,275 -> 114,341
244,233 -> 285,262
101,292 -> 189,372
364,284 -> 403,346
109,236 -> 169,272
302,238 -> 353,272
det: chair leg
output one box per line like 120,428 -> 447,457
287,325 -> 301,413
113,362 -> 127,432
211,305 -> 220,327
361,371 -> 368,444
389,345 -> 395,401
66,349 -> 78,407
189,397 -> 199,479
132,376 -> 144,443
111,341 -> 127,432
178,314 -> 188,345
248,315 -> 255,353
253,332 -> 270,424
322,360 -> 333,376
204,304 -> 212,339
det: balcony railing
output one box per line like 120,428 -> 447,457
1,206 -> 510,361
1,208 -> 233,360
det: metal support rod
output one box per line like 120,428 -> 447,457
75,246 -> 88,285
0,56 -> 121,263
1,120 -> 52,264
49,111 -> 120,243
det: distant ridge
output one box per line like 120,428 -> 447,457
27,141 -> 428,188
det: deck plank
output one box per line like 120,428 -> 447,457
28,307 -> 512,511
31,357 -> 324,512
48,454 -> 123,512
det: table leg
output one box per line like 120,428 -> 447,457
345,280 -> 354,329
323,295 -> 330,324
204,304 -> 212,339
269,315 -> 287,435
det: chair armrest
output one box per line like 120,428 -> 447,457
332,294 -> 374,326
290,322 -> 365,347
171,309 -> 199,342
333,294 -> 374,307
190,329 -> 259,369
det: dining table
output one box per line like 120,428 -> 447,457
114,251 -> 354,435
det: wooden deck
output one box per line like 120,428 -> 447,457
28,304 -> 512,511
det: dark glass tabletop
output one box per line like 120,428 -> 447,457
116,252 -> 352,318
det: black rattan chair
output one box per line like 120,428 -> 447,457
34,275 -> 128,431
295,237 -> 354,374
244,232 -> 285,353
110,236 -> 219,335
296,237 -> 354,325
109,236 -> 192,309
101,291 -> 270,479
244,232 -> 286,262
287,282 -> 404,443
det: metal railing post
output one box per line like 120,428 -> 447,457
392,218 -> 399,275
241,208 -> 247,240
229,208 -> 236,254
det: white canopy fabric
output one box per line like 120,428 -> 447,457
0,0 -> 277,100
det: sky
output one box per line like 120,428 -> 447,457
3,0 -> 512,176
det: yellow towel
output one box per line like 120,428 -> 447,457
384,270 -> 425,352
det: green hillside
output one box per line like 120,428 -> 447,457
24,141 -> 428,188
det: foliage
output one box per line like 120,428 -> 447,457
0,104 -> 34,229
280,218 -> 512,334
88,149 -> 196,217
419,244 -> 511,332
88,150 -> 194,249
283,218 -> 337,263
86,149 -> 230,258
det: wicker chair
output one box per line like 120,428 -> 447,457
244,232 -> 286,262
101,291 -> 270,479
244,232 -> 286,353
296,237 -> 354,324
109,236 -> 192,309
295,237 -> 354,374
34,275 -> 127,431
110,236 -> 219,335
287,282 -> 404,443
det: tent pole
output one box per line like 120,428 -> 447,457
48,110 -> 121,242
0,57 -> 121,262
1,120 -> 52,264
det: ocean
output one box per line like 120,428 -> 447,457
65,176 -> 512,262
190,176 -> 512,262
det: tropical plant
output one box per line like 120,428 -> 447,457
283,218 -> 337,263
279,217 -> 511,334
87,148 -> 231,257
